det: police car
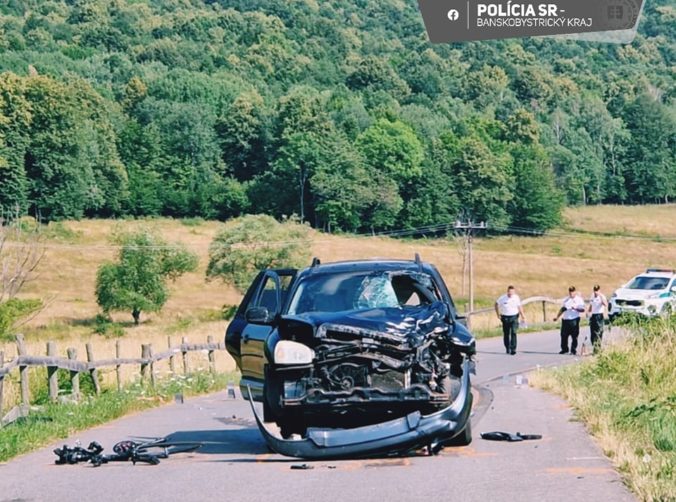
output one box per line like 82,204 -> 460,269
609,269 -> 676,318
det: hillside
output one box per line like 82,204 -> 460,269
0,0 -> 674,233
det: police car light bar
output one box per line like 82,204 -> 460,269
646,268 -> 675,273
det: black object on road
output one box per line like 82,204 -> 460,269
290,464 -> 314,470
54,438 -> 201,467
480,431 -> 542,442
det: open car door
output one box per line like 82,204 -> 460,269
231,269 -> 296,400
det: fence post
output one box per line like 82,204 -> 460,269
141,344 -> 150,384
148,344 -> 156,388
86,343 -> 101,395
542,301 -> 547,323
115,340 -> 122,392
181,337 -> 189,375
67,348 -> 79,401
0,350 -> 5,419
207,335 -> 216,374
47,341 -> 58,402
168,336 -> 176,375
16,334 -> 29,406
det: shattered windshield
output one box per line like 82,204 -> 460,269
287,270 -> 440,315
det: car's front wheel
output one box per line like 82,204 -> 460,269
263,365 -> 307,438
446,419 -> 472,446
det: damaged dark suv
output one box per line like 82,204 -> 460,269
225,256 -> 476,459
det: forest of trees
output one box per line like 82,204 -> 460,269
0,0 -> 673,232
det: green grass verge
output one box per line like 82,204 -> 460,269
0,371 -> 238,463
531,315 -> 675,501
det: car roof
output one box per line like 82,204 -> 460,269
297,259 -> 435,277
635,271 -> 675,279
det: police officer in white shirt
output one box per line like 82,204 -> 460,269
495,285 -> 526,355
553,286 -> 586,355
587,284 -> 608,353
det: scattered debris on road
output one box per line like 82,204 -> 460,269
54,437 -> 201,467
480,431 -> 542,442
290,463 -> 314,470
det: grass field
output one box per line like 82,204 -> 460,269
1,205 -> 675,408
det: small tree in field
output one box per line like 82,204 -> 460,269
96,229 -> 198,325
206,214 -> 311,293
0,214 -> 45,339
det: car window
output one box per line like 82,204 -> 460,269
254,274 -> 295,312
237,271 -> 295,317
288,271 -> 440,315
627,276 -> 670,290
257,277 -> 279,312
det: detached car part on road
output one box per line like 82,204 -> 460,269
225,256 -> 476,459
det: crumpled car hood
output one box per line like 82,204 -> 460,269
281,301 -> 455,347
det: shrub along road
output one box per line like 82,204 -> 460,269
0,329 -> 634,502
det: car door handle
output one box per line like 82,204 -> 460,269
242,334 -> 250,344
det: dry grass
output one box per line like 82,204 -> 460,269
1,205 -> 674,384
562,204 -> 676,236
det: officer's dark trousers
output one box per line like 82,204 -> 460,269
501,314 -> 519,352
560,318 -> 580,354
590,314 -> 604,352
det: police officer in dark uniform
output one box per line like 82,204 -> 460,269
587,284 -> 608,353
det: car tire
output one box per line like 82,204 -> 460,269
262,366 -> 280,423
438,375 -> 462,402
446,420 -> 472,446
661,303 -> 673,317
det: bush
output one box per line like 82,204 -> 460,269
206,215 -> 311,292
0,298 -> 42,340
93,314 -> 125,338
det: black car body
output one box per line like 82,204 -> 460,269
225,257 -> 476,459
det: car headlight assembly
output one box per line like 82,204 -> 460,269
274,340 -> 315,365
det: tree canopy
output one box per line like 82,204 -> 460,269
95,229 -> 198,324
206,214 -> 311,292
0,0 -> 673,232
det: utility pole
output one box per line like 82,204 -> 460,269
454,220 -> 487,329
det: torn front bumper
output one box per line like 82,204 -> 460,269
248,359 -> 473,460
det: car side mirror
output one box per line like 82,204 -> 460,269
246,306 -> 276,325
671,286 -> 676,293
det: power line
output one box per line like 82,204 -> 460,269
1,220 -> 674,251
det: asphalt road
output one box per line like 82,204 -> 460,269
0,328 -> 635,502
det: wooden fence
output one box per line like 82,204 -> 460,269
466,295 -> 564,326
0,334 -> 227,428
